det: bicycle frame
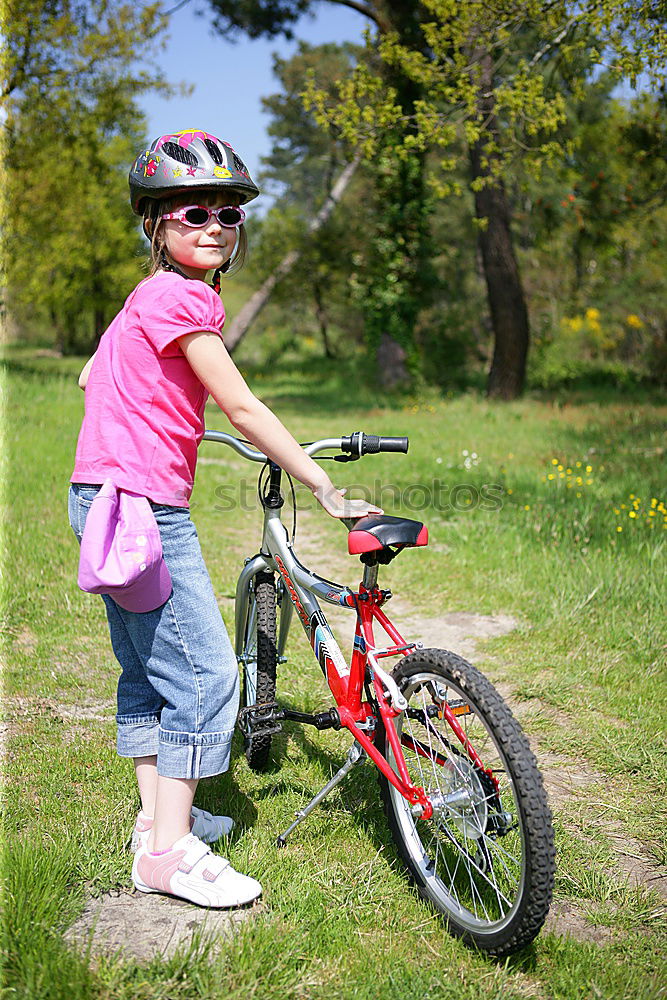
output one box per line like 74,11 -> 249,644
203,430 -> 486,820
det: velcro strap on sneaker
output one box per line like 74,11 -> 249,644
192,851 -> 231,882
179,838 -> 213,872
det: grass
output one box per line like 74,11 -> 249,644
2,343 -> 666,999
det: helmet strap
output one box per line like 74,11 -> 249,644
212,230 -> 239,291
160,249 -> 191,282
160,249 -> 225,295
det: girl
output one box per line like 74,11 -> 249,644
69,129 -> 380,908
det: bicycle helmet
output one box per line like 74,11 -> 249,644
129,129 -> 260,215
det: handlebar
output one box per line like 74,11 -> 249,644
202,430 -> 409,463
341,432 -> 409,457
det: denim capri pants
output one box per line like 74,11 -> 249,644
68,483 -> 239,779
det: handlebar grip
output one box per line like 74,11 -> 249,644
341,432 -> 409,456
377,436 -> 409,454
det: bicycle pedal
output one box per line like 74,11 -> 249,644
238,702 -> 283,739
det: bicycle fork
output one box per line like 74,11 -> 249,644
276,742 -> 367,847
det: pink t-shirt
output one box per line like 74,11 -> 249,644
71,272 -> 225,506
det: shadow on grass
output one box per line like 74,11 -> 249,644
240,356 -> 397,413
4,345 -> 666,414
1,356 -> 81,382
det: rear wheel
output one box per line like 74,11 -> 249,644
240,572 -> 277,771
377,648 -> 554,956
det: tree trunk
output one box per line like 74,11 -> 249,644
376,333 -> 408,389
313,281 -> 334,358
93,305 -> 105,353
224,157 -> 360,354
470,53 -> 530,400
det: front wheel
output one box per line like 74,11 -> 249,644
377,649 -> 554,956
240,572 -> 277,771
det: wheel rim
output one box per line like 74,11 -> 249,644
386,669 -> 527,935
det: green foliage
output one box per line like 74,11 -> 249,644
260,41 -> 359,209
518,85 -> 667,388
304,0 -> 667,189
250,42 -> 371,357
205,0 -> 313,40
3,0 -> 174,353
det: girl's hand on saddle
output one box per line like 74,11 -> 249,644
313,482 -> 383,520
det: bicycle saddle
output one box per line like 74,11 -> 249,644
348,515 -> 428,555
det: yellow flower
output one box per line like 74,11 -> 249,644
558,464 -> 564,471
586,465 -> 592,473
576,477 -> 583,485
614,509 -> 620,515
559,472 -> 565,479
567,483 -> 573,489
616,526 -> 623,532
586,479 -> 593,485
507,488 -> 513,495
651,498 -> 658,508
586,307 -> 600,321
629,493 -> 635,499
524,505 -> 531,511
629,511 -> 637,519
547,473 -> 555,481
621,503 -> 626,509
649,510 -> 656,517
576,492 -> 582,498
566,468 -> 572,475
626,314 -> 643,329
576,461 -> 582,468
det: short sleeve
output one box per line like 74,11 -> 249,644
139,275 -> 226,357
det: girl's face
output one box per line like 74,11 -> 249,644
161,192 -> 241,279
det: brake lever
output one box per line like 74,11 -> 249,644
333,454 -> 360,463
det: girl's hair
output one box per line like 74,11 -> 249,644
142,190 -> 248,281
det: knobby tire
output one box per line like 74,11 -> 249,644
377,648 -> 555,957
242,572 -> 277,771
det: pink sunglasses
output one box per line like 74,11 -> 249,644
161,204 -> 246,228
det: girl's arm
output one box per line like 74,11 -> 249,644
78,353 -> 97,390
178,331 -> 382,519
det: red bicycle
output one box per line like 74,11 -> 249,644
204,429 -> 555,956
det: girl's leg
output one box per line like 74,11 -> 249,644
148,775 -> 198,852
116,506 -> 239,782
134,755 -> 159,816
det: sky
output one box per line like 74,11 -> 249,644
140,2 -> 369,206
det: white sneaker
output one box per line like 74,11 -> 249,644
132,833 -> 262,908
130,806 -> 235,853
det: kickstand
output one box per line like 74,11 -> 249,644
276,742 -> 366,847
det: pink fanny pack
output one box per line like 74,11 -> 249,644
77,479 -> 172,613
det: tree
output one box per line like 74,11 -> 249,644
302,0 -> 667,396
224,154 -> 361,352
517,83 -> 667,385
2,0 -> 172,353
203,0 -> 441,388
230,42 -> 369,357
